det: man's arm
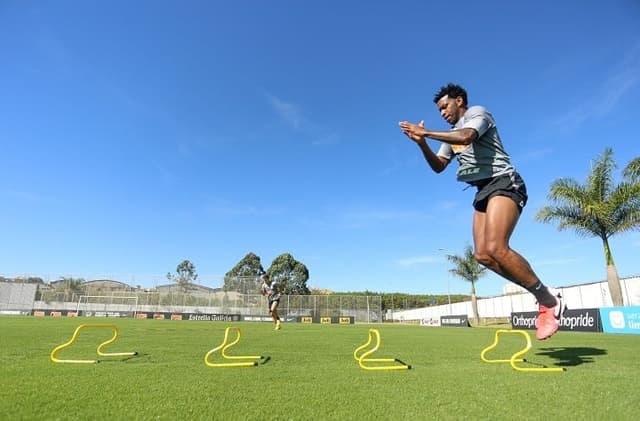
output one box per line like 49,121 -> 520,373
399,120 -> 461,173
399,121 -> 477,146
423,127 -> 478,146
416,140 -> 449,173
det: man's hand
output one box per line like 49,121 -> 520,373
399,120 -> 427,143
399,119 -> 449,173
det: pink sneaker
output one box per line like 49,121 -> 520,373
535,291 -> 566,340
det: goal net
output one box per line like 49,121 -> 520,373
76,295 -> 138,318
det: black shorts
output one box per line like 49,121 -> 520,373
268,295 -> 280,308
469,172 -> 528,213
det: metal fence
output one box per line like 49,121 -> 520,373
4,275 -> 639,323
0,282 -> 37,312
0,282 -> 383,323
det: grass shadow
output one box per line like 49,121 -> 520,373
97,352 -> 148,364
259,355 -> 271,365
535,347 -> 608,367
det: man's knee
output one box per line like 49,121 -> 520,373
474,250 -> 493,267
484,242 -> 510,263
475,243 -> 509,268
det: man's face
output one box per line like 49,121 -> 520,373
436,95 -> 465,125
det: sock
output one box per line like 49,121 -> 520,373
526,281 -> 557,307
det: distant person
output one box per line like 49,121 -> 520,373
399,83 -> 566,340
260,274 -> 282,330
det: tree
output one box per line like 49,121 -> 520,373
535,148 -> 640,306
55,277 -> 85,301
223,252 -> 265,293
380,293 -> 456,313
268,253 -> 310,295
166,260 -> 198,292
446,244 -> 487,323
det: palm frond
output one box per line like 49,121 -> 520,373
607,183 -> 640,234
587,147 -> 616,202
536,148 -> 640,239
623,157 -> 640,182
535,205 -> 605,238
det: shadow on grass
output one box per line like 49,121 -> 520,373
535,347 -> 608,367
259,355 -> 271,365
97,352 -> 149,364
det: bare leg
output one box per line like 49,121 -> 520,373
270,302 -> 280,323
474,196 -> 564,341
472,196 -> 540,289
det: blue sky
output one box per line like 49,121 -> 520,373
1,0 -> 639,296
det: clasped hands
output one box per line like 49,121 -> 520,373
399,120 -> 427,143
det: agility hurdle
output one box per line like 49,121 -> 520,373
50,324 -> 138,364
205,327 -> 268,368
481,329 -> 564,373
353,329 -> 411,371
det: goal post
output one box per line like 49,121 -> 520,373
76,295 -> 138,318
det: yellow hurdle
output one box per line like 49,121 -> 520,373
205,327 -> 267,368
481,329 -> 564,373
50,324 -> 138,364
353,329 -> 411,371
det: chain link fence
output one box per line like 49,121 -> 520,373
4,275 -> 640,323
0,279 -> 383,323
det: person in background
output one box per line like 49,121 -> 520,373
260,273 -> 282,330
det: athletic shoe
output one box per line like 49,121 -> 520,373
535,290 -> 566,340
275,320 -> 281,330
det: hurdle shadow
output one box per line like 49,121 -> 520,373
259,356 -> 271,365
96,353 -> 146,364
534,347 -> 607,367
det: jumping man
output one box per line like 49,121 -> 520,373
399,83 -> 566,340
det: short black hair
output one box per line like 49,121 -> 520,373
433,83 -> 468,107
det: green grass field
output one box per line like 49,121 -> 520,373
1,317 -> 639,420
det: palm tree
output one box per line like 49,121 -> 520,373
446,244 -> 487,323
535,148 -> 640,306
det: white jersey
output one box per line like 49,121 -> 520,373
261,281 -> 281,298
